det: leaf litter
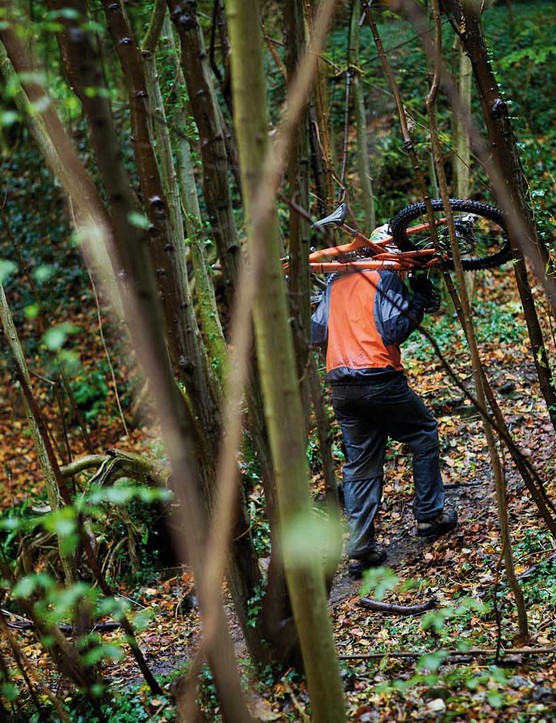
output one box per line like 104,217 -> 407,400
1,268 -> 555,720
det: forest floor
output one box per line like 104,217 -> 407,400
1,268 -> 556,721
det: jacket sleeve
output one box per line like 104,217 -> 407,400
375,272 -> 426,346
310,286 -> 330,347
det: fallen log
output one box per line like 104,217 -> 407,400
358,597 -> 437,615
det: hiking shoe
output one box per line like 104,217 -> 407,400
348,549 -> 387,580
417,509 -> 458,539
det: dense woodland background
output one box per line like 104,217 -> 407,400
1,0 -> 556,720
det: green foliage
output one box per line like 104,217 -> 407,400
343,567 -> 513,716
360,566 -> 401,600
196,666 -> 220,721
239,445 -> 273,558
421,597 -> 488,636
0,146 -> 88,327
473,300 -> 526,344
483,5 -> 556,246
501,530 -> 556,619
374,663 -> 511,712
0,474 -> 177,715
307,1 -> 556,230
247,490 -> 271,558
247,582 -> 267,628
0,472 -> 173,586
407,296 -> 526,364
70,362 -> 111,422
62,684 -> 175,722
42,322 -> 80,352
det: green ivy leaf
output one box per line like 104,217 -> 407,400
487,691 -> 504,708
24,303 -> 40,319
1,682 -> 20,702
33,265 -> 55,283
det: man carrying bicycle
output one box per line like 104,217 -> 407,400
312,269 -> 458,579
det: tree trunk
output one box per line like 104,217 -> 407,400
100,0 -> 224,446
305,1 -> 336,209
285,0 -> 312,349
441,0 -> 556,430
47,0 -> 218,460
451,32 -> 475,300
427,0 -> 528,641
451,36 -> 471,200
141,9 -> 270,664
157,14 -> 230,381
349,0 -> 375,228
167,0 -> 241,297
225,0 -> 346,718
286,1 -> 339,524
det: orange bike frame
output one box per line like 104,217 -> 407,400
289,219 -> 447,274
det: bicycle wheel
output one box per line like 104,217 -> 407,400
389,198 -> 512,270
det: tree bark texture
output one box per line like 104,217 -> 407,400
167,0 -> 241,297
100,0 -> 224,444
159,15 -> 230,382
451,36 -> 472,200
305,1 -> 336,210
285,0 -> 339,526
285,0 -> 312,349
141,11 -> 269,664
225,0 -> 347,718
349,0 -> 375,228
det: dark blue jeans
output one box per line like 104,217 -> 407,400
332,374 -> 445,560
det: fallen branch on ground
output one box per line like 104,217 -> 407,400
517,551 -> 556,580
358,598 -> 437,615
1,608 -> 122,633
443,482 -> 483,489
60,449 -> 166,487
338,646 -> 555,661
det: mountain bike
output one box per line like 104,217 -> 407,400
295,198 -> 511,275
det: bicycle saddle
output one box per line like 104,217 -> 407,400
312,202 -> 347,229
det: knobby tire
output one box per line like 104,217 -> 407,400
389,199 -> 512,271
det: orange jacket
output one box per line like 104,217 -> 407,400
311,270 -> 423,383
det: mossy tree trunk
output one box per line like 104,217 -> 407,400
139,7 -> 269,661
225,0 -> 346,718
285,0 -> 340,525
100,0 -> 223,443
167,0 -> 241,298
305,1 -> 336,212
